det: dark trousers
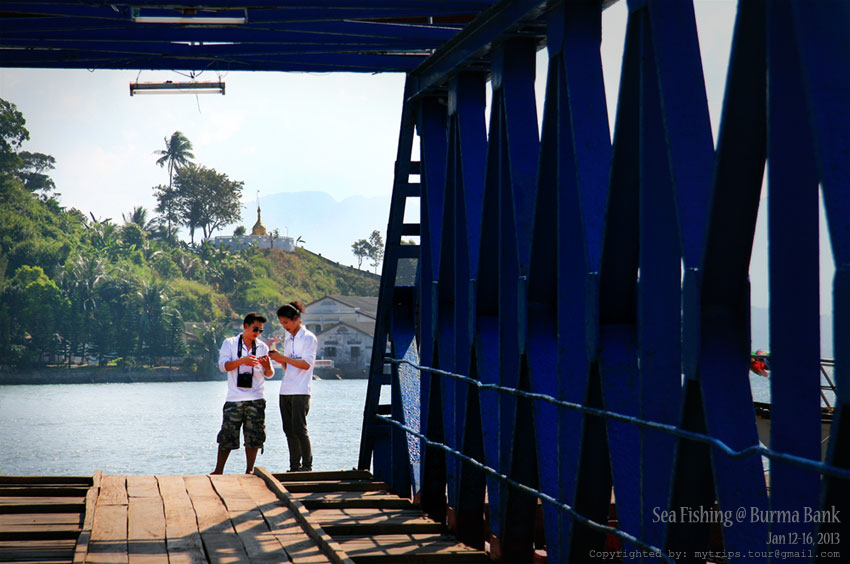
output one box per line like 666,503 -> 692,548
279,394 -> 312,470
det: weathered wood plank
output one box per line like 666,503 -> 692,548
126,476 -> 160,500
87,504 -> 128,564
310,509 -> 445,536
0,486 -> 90,497
0,497 -> 85,507
183,476 -> 231,534
127,496 -> 168,564
0,513 -> 81,527
211,474 -> 292,563
156,475 -> 206,564
0,476 -> 92,485
332,534 -> 491,563
255,467 -> 354,564
72,470 -> 100,564
196,531 -> 249,564
291,491 -> 415,511
240,474 -> 335,564
282,481 -> 390,494
98,476 -> 128,506
274,471 -> 373,483
209,475 -> 256,512
183,475 -> 250,564
0,538 -> 77,561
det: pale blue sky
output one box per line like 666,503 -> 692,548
0,1 -> 835,314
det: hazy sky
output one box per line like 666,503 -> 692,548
0,1 -> 835,313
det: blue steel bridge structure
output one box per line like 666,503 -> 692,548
1,1 -> 848,562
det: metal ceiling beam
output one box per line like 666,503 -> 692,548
0,50 -> 425,71
406,0 -> 548,99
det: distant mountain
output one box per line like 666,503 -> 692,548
751,306 -> 834,358
245,191 -> 392,269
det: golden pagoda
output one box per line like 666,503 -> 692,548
251,190 -> 267,236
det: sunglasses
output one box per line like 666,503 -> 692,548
251,327 -> 264,333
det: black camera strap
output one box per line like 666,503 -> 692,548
236,335 -> 257,359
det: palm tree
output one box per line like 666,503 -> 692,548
154,131 -> 194,233
122,205 -> 156,232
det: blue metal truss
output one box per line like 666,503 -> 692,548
0,1 -> 497,72
360,0 -> 849,562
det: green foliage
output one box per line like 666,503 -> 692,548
351,229 -> 385,272
0,101 -> 379,372
170,278 -> 227,322
0,98 -> 28,172
2,265 -> 70,366
173,164 -> 244,244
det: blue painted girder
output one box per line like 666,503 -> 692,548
0,0 -> 497,72
527,1 -> 611,561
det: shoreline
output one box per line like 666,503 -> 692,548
0,367 -> 368,385
0,367 -> 224,385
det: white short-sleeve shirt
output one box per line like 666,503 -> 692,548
279,326 -> 318,396
218,335 -> 270,402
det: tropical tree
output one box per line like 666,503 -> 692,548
136,279 -> 169,362
154,131 -> 194,233
351,239 -> 371,269
0,98 -> 29,173
172,164 -> 243,244
2,265 -> 69,366
368,229 -> 385,273
122,205 -> 155,231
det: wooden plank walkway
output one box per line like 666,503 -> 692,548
0,474 -> 97,563
1,470 -> 488,564
256,469 -> 490,563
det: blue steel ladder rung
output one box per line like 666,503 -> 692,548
398,160 -> 421,175
401,223 -> 421,236
401,182 -> 421,198
394,244 -> 421,259
359,76 -> 422,494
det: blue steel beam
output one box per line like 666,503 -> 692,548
789,2 -> 850,552
447,71 -> 488,548
674,0 -> 768,559
488,37 -> 540,561
528,2 -> 612,561
766,0 -> 822,553
357,2 -> 849,562
597,4 -> 641,558
417,95 -> 449,521
407,0 -> 547,99
0,51 -> 426,72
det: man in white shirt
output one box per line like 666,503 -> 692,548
212,312 -> 274,474
269,302 -> 318,472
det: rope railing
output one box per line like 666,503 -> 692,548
374,413 -> 677,564
385,357 -> 850,482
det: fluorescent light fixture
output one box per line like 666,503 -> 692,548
130,81 -> 225,96
131,7 -> 246,25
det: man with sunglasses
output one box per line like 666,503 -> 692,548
212,312 -> 274,474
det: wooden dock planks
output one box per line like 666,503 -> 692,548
73,473 -> 344,564
2,470 -> 487,564
258,468 -> 490,564
0,475 -> 92,563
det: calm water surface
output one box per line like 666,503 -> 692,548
0,380 -> 367,476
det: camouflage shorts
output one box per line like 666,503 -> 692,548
217,399 -> 266,450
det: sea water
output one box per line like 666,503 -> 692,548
0,380 -> 367,476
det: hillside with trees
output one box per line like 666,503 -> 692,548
0,98 -> 378,375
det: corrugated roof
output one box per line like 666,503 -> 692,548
306,295 -> 378,318
318,320 -> 375,338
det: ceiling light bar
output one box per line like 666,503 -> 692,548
130,81 -> 225,96
131,7 -> 246,25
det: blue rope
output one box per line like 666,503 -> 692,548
386,357 -> 850,482
375,413 -> 676,564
